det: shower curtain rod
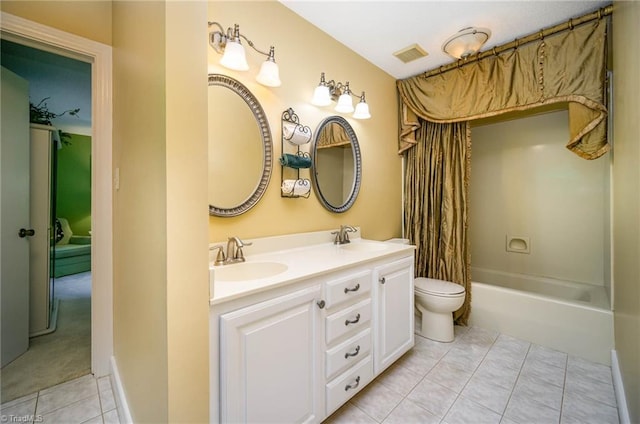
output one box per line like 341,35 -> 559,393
420,4 -> 613,79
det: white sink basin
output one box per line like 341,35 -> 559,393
213,261 -> 288,282
339,241 -> 389,252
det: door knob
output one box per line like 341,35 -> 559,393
18,228 -> 35,238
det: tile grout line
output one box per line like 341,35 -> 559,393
437,328 -> 500,422
501,340 -> 533,423
558,353 -> 569,423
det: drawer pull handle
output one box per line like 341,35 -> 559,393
344,345 -> 361,359
345,376 -> 361,391
345,313 -> 361,326
316,300 -> 326,309
379,277 -> 386,284
344,283 -> 360,294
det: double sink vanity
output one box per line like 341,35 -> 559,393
209,228 -> 416,423
208,72 -> 411,422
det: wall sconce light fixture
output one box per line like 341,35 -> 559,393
311,72 -> 371,119
442,27 -> 491,60
208,22 -> 281,87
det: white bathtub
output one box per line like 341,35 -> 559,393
469,268 -> 614,365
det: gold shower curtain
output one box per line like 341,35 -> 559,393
405,120 -> 471,324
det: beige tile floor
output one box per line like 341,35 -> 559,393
1,325 -> 619,424
0,374 -> 119,424
326,325 -> 619,424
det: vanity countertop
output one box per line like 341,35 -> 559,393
210,233 -> 415,305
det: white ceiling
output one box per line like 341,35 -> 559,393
281,0 -> 612,79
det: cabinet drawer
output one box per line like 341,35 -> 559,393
324,270 -> 371,309
325,328 -> 371,380
326,356 -> 373,416
326,299 -> 371,345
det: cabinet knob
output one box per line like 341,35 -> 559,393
344,376 -> 361,391
344,313 -> 361,326
316,300 -> 326,309
379,277 -> 386,284
344,283 -> 360,294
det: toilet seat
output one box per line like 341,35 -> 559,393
415,278 -> 464,296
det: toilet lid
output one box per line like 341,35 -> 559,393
415,278 -> 465,295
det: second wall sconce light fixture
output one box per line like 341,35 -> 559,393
311,72 -> 371,119
208,21 -> 281,87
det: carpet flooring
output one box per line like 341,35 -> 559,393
0,272 -> 91,403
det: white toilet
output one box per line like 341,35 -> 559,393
414,277 -> 466,342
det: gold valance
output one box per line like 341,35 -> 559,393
398,18 -> 608,159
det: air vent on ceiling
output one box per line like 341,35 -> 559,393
393,43 -> 428,63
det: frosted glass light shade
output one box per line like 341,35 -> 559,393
312,85 -> 332,106
220,41 -> 249,71
256,60 -> 281,87
353,101 -> 371,119
442,27 -> 491,59
335,93 -> 354,113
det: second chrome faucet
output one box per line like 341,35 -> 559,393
211,236 -> 252,265
332,225 -> 357,245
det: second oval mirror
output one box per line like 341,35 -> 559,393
310,116 -> 361,213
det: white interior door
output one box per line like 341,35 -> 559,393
1,66 -> 31,367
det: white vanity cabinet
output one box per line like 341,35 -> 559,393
219,285 -> 323,423
211,235 -> 415,424
373,256 -> 415,374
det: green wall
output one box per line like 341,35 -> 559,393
56,133 -> 91,235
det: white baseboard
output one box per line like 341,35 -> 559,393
611,350 -> 630,424
110,356 -> 133,424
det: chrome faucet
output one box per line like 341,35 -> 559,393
210,237 -> 252,265
225,236 -> 252,264
332,225 -> 357,245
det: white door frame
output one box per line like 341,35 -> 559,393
1,12 -> 113,377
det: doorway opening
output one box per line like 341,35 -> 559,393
0,12 -> 113,405
1,39 -> 92,403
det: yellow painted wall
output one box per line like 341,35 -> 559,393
208,1 -> 402,242
612,1 -> 640,420
113,2 -> 209,423
112,2 -> 169,422
0,1 -> 112,45
164,2 -> 209,422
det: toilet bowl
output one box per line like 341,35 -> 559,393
414,277 -> 465,342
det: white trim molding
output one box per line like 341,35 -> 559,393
1,12 -> 114,377
611,349 -> 631,424
110,356 -> 133,424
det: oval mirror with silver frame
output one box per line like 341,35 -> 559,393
310,116 -> 362,213
208,74 -> 272,217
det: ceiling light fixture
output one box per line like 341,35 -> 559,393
208,22 -> 281,87
442,27 -> 491,60
311,72 -> 371,119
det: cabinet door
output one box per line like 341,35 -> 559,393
373,256 -> 415,374
220,285 -> 322,423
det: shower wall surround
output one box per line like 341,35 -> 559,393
470,110 -> 611,287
